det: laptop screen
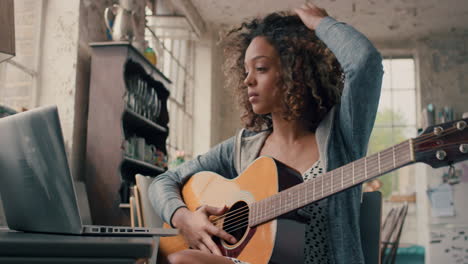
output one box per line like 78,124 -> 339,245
0,106 -> 83,234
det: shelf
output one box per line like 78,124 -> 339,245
86,42 -> 170,225
123,156 -> 165,173
388,194 -> 416,203
89,41 -> 172,90
119,203 -> 130,209
122,108 -> 168,134
120,157 -> 166,181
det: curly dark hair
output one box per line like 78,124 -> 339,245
222,12 -> 344,132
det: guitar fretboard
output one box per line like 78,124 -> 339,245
249,139 -> 414,227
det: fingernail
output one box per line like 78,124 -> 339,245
231,238 -> 236,243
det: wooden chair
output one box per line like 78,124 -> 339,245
360,191 -> 383,264
135,174 -> 165,264
129,185 -> 144,228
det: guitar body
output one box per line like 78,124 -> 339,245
158,157 -> 306,263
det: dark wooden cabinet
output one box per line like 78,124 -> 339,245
86,42 -> 170,225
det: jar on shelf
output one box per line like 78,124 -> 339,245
143,43 -> 157,66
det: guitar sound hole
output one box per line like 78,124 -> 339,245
223,201 -> 249,245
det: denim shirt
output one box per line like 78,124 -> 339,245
149,16 -> 383,264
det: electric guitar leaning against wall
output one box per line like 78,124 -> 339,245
158,118 -> 468,264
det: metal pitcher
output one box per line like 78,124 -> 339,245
104,0 -> 135,41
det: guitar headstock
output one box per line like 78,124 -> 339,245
413,118 -> 468,168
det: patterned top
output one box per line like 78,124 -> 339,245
302,160 -> 333,264
228,160 -> 333,264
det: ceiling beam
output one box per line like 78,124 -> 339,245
168,0 -> 206,37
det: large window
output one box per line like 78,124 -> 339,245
145,14 -> 196,164
367,57 -> 417,198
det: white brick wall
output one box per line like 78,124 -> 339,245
0,0 -> 42,110
0,0 -> 148,227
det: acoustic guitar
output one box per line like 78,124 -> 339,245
159,118 -> 468,263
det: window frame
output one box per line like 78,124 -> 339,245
145,19 -> 196,164
368,55 -> 419,197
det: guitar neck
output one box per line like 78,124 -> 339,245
249,139 -> 415,227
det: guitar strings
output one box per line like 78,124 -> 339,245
222,152 -> 405,234
413,126 -> 465,147
225,159 -> 414,231
212,127 -> 466,232
216,146 -> 410,231
212,141 -> 412,229
211,205 -> 249,223
222,143 -> 428,233
214,134 -> 426,225
223,217 -> 250,234
219,152 -> 410,232
415,142 -> 464,153
212,208 -> 249,232
412,125 -> 459,143
213,206 -> 249,227
215,210 -> 249,232
413,130 -> 458,147
222,147 -> 465,233
217,146 -> 411,232
221,145 -> 462,234
220,160 -> 390,234
218,134 -> 464,233
414,141 -> 466,152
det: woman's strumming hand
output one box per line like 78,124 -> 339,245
171,205 -> 237,256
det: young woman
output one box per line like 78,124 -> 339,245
149,3 -> 383,263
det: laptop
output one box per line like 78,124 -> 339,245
0,105 -> 177,237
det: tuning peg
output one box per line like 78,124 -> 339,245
434,126 -> 443,136
436,150 -> 447,160
460,144 -> 468,154
456,121 -> 467,131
